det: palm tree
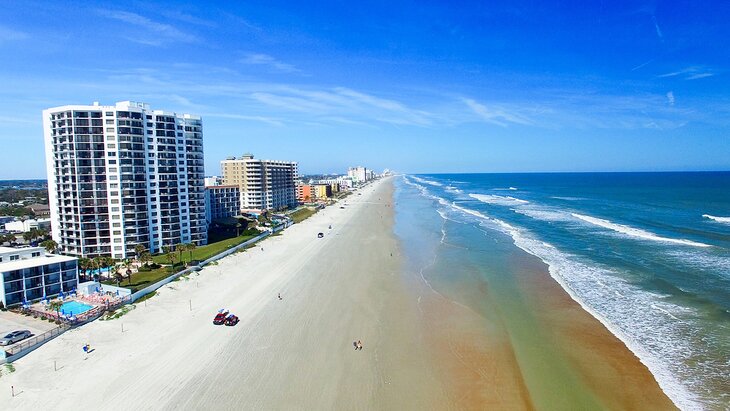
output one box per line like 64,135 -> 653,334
134,244 -> 146,262
168,252 -> 178,273
176,244 -> 185,265
91,256 -> 104,282
140,251 -> 151,268
186,243 -> 196,264
22,231 -> 34,243
36,229 -> 49,241
78,257 -> 91,281
40,239 -> 58,254
48,299 -> 63,320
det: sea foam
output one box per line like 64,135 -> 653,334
411,176 -> 443,187
703,214 -> 730,225
571,213 -> 711,248
469,193 -> 529,206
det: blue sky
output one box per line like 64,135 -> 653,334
0,0 -> 728,178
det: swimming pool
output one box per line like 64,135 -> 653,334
59,300 -> 93,316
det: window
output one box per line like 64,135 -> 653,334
114,246 -> 122,251
10,255 -> 19,261
107,151 -> 116,157
113,222 -> 121,227
107,144 -> 116,149
111,199 -> 119,204
111,207 -> 120,212
113,230 -> 121,235
109,160 -> 117,165
32,252 -> 41,257
114,238 -> 122,243
106,112 -> 113,116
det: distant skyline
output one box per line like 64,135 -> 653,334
1,0 -> 729,178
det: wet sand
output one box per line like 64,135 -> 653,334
400,229 -> 678,409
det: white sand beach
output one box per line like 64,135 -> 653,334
2,177 -> 446,410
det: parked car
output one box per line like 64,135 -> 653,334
317,232 -> 324,238
225,314 -> 239,326
213,312 -> 228,325
0,330 -> 32,346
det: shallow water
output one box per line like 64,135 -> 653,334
395,172 -> 730,410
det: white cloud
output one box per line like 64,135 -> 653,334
0,25 -> 28,42
240,53 -> 300,73
97,10 -> 199,44
462,98 -> 532,126
652,15 -> 664,40
666,91 -> 675,106
658,66 -> 714,80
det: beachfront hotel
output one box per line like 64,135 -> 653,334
43,101 -> 207,259
347,166 -> 374,183
204,185 -> 241,223
221,154 -> 298,212
0,246 -> 78,307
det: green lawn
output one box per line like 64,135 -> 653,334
290,207 -> 318,223
152,234 -> 257,265
103,266 -> 174,293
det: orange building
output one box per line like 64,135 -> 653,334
297,184 -> 314,203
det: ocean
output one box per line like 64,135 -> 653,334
394,172 -> 729,410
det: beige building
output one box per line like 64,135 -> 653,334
221,154 -> 298,211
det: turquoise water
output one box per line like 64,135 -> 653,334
397,172 -> 730,410
60,300 -> 93,316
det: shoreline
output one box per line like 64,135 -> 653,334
2,176 -> 682,409
539,252 -> 691,410
394,174 -> 679,409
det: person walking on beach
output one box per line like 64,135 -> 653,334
278,292 -> 282,300
357,340 -> 363,350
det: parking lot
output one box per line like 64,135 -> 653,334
0,310 -> 57,350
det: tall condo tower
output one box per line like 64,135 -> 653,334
43,101 -> 207,259
221,154 -> 298,212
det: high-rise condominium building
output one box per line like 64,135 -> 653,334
347,166 -> 369,183
43,101 -> 207,259
221,154 -> 298,211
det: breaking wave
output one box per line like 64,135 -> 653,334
571,213 -> 711,248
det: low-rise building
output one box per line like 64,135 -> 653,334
4,218 -> 51,233
0,246 -> 78,307
205,185 -> 241,223
297,184 -> 314,203
27,204 -> 51,217
314,184 -> 332,200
